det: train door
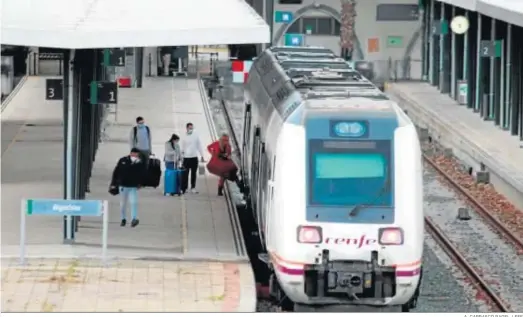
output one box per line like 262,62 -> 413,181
250,127 -> 261,219
257,143 -> 268,246
242,103 -> 252,184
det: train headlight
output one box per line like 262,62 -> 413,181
297,226 -> 323,244
378,227 -> 404,245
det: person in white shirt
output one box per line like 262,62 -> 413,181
181,122 -> 204,194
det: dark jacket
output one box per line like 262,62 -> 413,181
111,156 -> 145,188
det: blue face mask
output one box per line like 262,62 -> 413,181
138,123 -> 145,128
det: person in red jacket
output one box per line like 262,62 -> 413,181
207,133 -> 244,196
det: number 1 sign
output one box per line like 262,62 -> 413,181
89,81 -> 118,104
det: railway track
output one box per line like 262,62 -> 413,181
424,217 -> 510,312
423,154 -> 523,253
423,154 -> 523,312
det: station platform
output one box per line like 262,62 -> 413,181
0,76 -> 256,312
387,83 -> 523,210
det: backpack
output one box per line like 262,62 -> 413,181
133,126 -> 150,144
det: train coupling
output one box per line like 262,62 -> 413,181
303,250 -> 396,303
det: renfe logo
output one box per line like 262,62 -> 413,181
52,204 -> 81,213
324,235 -> 377,249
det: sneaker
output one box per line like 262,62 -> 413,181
131,219 -> 139,227
190,188 -> 198,194
120,219 -> 126,227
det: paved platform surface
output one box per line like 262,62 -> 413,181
387,82 -> 523,209
1,76 -> 255,312
1,258 -> 253,312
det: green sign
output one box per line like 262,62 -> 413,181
432,20 -> 449,35
387,36 -> 404,48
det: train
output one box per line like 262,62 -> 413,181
238,46 -> 424,312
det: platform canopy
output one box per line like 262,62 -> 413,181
1,0 -> 270,49
436,0 -> 478,12
477,0 -> 523,28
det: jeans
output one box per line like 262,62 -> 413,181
120,187 -> 138,220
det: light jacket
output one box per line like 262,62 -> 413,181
164,141 -> 182,165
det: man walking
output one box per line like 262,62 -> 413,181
110,148 -> 145,227
129,116 -> 152,167
181,122 -> 204,194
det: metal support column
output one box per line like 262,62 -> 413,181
463,11 -> 469,81
135,47 -> 144,88
421,1 -> 429,80
64,49 -> 76,243
428,0 -> 436,85
504,24 -> 512,129
450,6 -> 457,99
438,2 -> 444,91
489,18 -> 496,120
474,14 -> 482,112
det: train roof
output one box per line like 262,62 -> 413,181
269,46 -> 335,55
247,47 -> 392,120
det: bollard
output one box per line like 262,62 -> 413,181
475,171 -> 490,184
457,207 -> 471,220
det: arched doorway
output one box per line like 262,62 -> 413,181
273,3 -> 365,60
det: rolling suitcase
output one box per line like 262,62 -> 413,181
164,168 -> 182,196
145,157 -> 162,188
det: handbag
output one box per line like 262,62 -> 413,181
206,156 -> 237,179
108,185 -> 119,196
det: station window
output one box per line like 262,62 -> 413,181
287,20 -> 301,34
288,17 -> 339,36
317,18 -> 333,35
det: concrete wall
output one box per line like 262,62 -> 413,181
272,0 -> 423,78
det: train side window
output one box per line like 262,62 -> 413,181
243,104 -> 252,147
279,0 -> 302,4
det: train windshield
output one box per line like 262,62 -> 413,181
308,140 -> 393,207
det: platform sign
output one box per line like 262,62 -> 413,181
45,79 -> 64,100
480,40 -> 502,58
274,11 -> 293,23
20,199 -> 109,265
285,33 -> 304,47
90,81 -> 118,104
432,20 -> 449,36
103,48 -> 126,67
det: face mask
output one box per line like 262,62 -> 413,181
130,156 -> 139,163
187,129 -> 193,135
138,123 -> 145,128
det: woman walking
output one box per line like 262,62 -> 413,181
164,134 -> 182,169
163,134 -> 183,196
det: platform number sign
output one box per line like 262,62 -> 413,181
89,81 -> 118,104
103,48 -> 126,67
431,20 -> 449,36
480,40 -> 502,58
45,79 -> 63,100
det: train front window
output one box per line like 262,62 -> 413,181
308,141 -> 392,207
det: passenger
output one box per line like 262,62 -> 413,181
110,148 -> 145,228
207,133 -> 244,196
129,116 -> 152,168
164,133 -> 182,170
180,122 -> 205,194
